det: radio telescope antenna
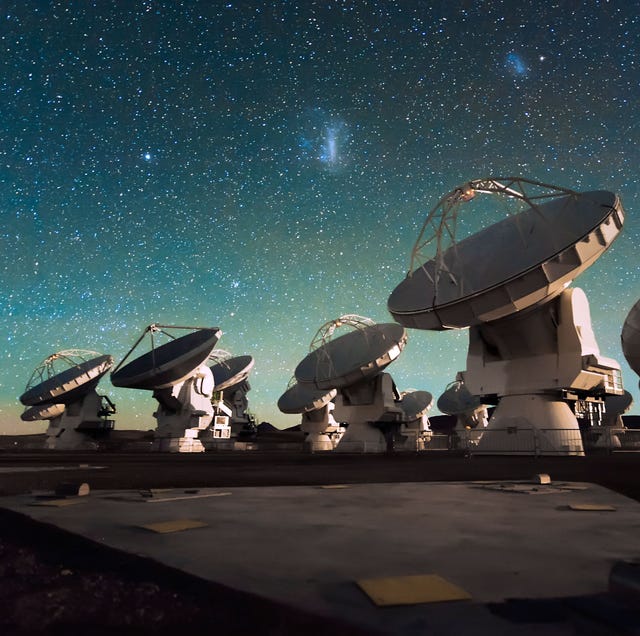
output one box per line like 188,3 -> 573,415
597,389 -> 633,449
19,350 -> 115,450
210,354 -> 255,392
278,376 -> 342,452
408,178 -> 577,280
21,402 -> 67,423
21,349 -> 112,406
305,315 -> 377,390
395,389 -> 434,451
603,391 -> 633,426
437,379 -> 489,430
295,317 -> 406,391
389,177 -> 625,455
390,177 -> 609,329
280,314 -> 431,452
207,352 -> 257,444
621,299 -> 640,384
278,376 -> 338,414
112,324 -> 221,452
111,324 -> 219,389
309,314 -> 376,350
399,390 -> 433,420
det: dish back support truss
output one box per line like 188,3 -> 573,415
407,177 -> 578,282
23,349 -> 108,394
112,324 -> 213,374
307,314 -> 376,385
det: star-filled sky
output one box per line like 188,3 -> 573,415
2,1 -> 639,434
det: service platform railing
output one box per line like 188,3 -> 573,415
419,427 -> 640,456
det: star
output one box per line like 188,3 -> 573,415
1,1 -> 639,435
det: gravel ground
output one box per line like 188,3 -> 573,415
0,507 -> 370,636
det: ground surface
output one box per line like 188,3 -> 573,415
0,450 -> 638,634
0,506 -> 370,635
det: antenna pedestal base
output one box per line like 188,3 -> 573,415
474,394 -> 584,456
223,381 -> 256,437
151,368 -> 215,453
45,420 -> 104,450
199,413 -> 233,450
301,403 -> 345,451
333,422 -> 388,453
152,432 -> 205,453
464,287 -> 622,455
332,373 -> 403,453
397,425 -> 433,451
153,415 -> 212,453
43,391 -> 114,450
304,432 -> 341,452
455,407 -> 489,431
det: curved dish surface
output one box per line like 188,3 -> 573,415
437,381 -> 483,415
277,383 -> 337,414
294,323 -> 407,390
111,329 -> 221,390
399,390 -> 433,420
604,390 -> 633,416
389,190 -> 624,329
211,355 -> 255,392
621,299 -> 640,376
20,354 -> 113,407
20,402 -> 66,422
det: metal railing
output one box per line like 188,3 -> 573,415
418,427 -> 640,456
582,427 -> 640,452
453,427 -> 584,456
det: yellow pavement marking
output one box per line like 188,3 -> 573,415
139,519 -> 209,534
568,503 -> 616,512
357,574 -> 471,606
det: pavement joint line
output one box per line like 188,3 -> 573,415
101,491 -> 232,503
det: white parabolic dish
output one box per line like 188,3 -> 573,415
111,328 -> 221,390
210,355 -> 255,392
399,390 -> 433,420
388,189 -> 624,330
294,323 -> 407,390
437,381 -> 483,416
277,383 -> 338,414
20,402 -> 66,422
604,390 -> 633,416
20,354 -> 114,407
621,299 -> 640,378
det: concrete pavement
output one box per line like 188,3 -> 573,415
1,479 -> 639,634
